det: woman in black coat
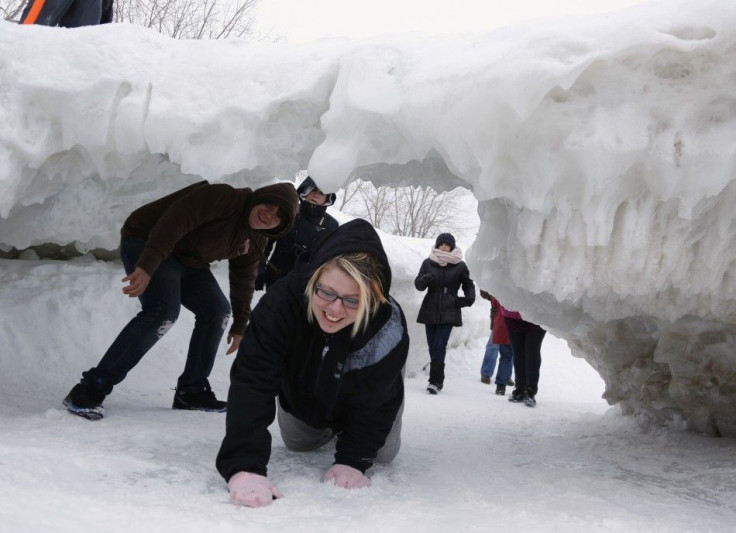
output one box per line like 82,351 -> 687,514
415,233 -> 475,394
217,219 -> 409,507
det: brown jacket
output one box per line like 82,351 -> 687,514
121,181 -> 298,335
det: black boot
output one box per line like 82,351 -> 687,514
63,382 -> 107,420
173,380 -> 226,412
508,388 -> 526,403
428,361 -> 445,392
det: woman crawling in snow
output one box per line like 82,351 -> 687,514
216,219 -> 409,507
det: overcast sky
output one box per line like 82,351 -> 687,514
254,0 -> 650,42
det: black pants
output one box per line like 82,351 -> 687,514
425,324 -> 453,386
508,328 -> 546,396
83,238 -> 231,394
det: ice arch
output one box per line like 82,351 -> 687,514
1,0 -> 735,434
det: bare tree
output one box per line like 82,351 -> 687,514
114,0 -> 257,39
1,0 -> 25,21
335,179 -> 366,211
357,182 -> 392,229
390,185 -> 469,238
3,0 -> 258,39
337,179 -> 472,239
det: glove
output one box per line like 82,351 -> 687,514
322,464 -> 371,489
421,273 -> 434,284
228,471 -> 283,507
456,297 -> 468,308
479,289 -> 490,300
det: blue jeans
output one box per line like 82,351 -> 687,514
82,238 -> 231,394
480,336 -> 513,384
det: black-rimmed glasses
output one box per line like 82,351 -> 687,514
315,284 -> 360,309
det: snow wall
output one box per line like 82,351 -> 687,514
1,0 -> 735,435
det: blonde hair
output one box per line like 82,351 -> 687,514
306,252 -> 388,338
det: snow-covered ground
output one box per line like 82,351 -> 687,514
2,0 -> 736,528
1,256 -> 735,532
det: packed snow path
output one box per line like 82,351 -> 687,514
1,343 -> 735,532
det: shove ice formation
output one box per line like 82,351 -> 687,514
1,0 -> 735,434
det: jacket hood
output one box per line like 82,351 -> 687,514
297,176 -> 336,207
246,183 -> 299,239
307,218 -> 391,296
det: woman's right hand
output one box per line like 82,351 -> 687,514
122,267 -> 150,297
228,472 -> 283,507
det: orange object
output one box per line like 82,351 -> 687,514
22,0 -> 47,24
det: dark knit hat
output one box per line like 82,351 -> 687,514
435,233 -> 456,251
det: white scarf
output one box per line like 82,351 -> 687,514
429,246 -> 463,266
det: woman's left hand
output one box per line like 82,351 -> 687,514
322,464 -> 371,489
226,333 -> 243,355
228,472 -> 282,507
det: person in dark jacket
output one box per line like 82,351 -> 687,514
19,0 -> 107,27
255,176 -> 338,291
415,233 -> 475,394
62,181 -> 299,421
100,0 -> 113,23
502,306 -> 546,407
217,219 -> 409,508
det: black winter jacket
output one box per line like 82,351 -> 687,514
256,177 -> 339,290
256,200 -> 338,289
217,219 -> 409,480
415,258 -> 475,326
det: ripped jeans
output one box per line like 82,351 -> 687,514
82,238 -> 231,394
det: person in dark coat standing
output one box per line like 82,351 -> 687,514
19,0 -> 107,27
256,176 -> 338,291
415,233 -> 475,394
502,306 -> 546,407
62,181 -> 299,420
217,219 -> 409,508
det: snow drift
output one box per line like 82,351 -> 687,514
1,0 -> 735,435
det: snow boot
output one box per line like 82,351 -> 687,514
426,383 -> 441,395
524,394 -> 537,407
495,384 -> 506,396
508,389 -> 526,403
63,382 -> 106,421
480,375 -> 491,384
428,361 -> 445,390
173,383 -> 226,412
